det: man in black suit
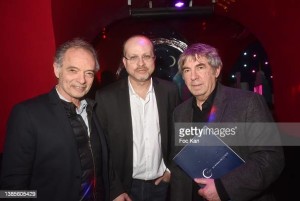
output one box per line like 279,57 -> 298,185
170,43 -> 284,201
95,35 -> 179,201
0,38 -> 127,201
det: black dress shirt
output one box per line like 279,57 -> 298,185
191,84 -> 230,201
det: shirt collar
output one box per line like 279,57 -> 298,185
192,82 -> 218,111
55,87 -> 87,114
128,77 -> 154,96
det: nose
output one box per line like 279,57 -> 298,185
137,57 -> 146,65
77,72 -> 86,84
190,69 -> 198,81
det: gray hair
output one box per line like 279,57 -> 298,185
178,43 -> 222,73
54,38 -> 100,71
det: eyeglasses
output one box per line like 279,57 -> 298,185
124,55 -> 155,63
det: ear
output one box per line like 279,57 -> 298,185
215,66 -> 221,78
53,63 -> 60,79
122,57 -> 127,69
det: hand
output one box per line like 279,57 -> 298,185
194,178 -> 221,201
154,170 -> 171,185
113,193 -> 132,201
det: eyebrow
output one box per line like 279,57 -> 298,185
196,62 -> 206,67
182,66 -> 190,70
66,66 -> 96,72
66,66 -> 78,69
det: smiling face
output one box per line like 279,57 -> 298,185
54,47 -> 96,106
182,55 -> 220,105
122,36 -> 155,84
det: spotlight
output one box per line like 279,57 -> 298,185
129,0 -> 213,18
174,0 -> 192,8
175,2 -> 185,8
130,6 -> 213,17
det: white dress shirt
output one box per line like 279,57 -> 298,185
128,78 -> 167,180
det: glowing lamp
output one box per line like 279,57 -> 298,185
175,2 -> 185,7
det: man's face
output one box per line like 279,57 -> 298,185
123,37 -> 155,83
182,55 -> 220,101
54,47 -> 96,103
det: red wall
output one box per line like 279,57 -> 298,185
0,1 -> 56,152
51,0 -> 108,45
0,0 -> 109,152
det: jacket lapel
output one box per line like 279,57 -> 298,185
153,78 -> 167,132
118,78 -> 134,158
48,88 -> 75,140
211,83 -> 227,122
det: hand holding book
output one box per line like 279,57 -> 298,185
173,134 -> 244,187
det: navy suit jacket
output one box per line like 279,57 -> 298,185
95,77 -> 179,198
1,88 -> 110,201
170,83 -> 284,201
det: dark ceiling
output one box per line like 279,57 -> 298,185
94,0 -> 256,85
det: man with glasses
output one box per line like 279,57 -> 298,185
95,35 -> 179,201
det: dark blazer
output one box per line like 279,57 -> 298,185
170,83 -> 285,201
95,77 -> 179,199
0,88 -> 110,201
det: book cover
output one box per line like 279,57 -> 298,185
173,134 -> 244,181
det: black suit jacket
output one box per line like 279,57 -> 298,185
170,83 -> 285,201
95,77 -> 179,199
0,88 -> 110,201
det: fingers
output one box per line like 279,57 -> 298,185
155,170 -> 171,185
124,193 -> 132,201
154,177 -> 163,185
194,178 -> 207,185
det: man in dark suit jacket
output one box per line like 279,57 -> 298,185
0,38 -> 125,201
170,43 -> 284,201
95,35 -> 179,201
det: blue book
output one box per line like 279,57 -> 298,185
173,134 -> 244,182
